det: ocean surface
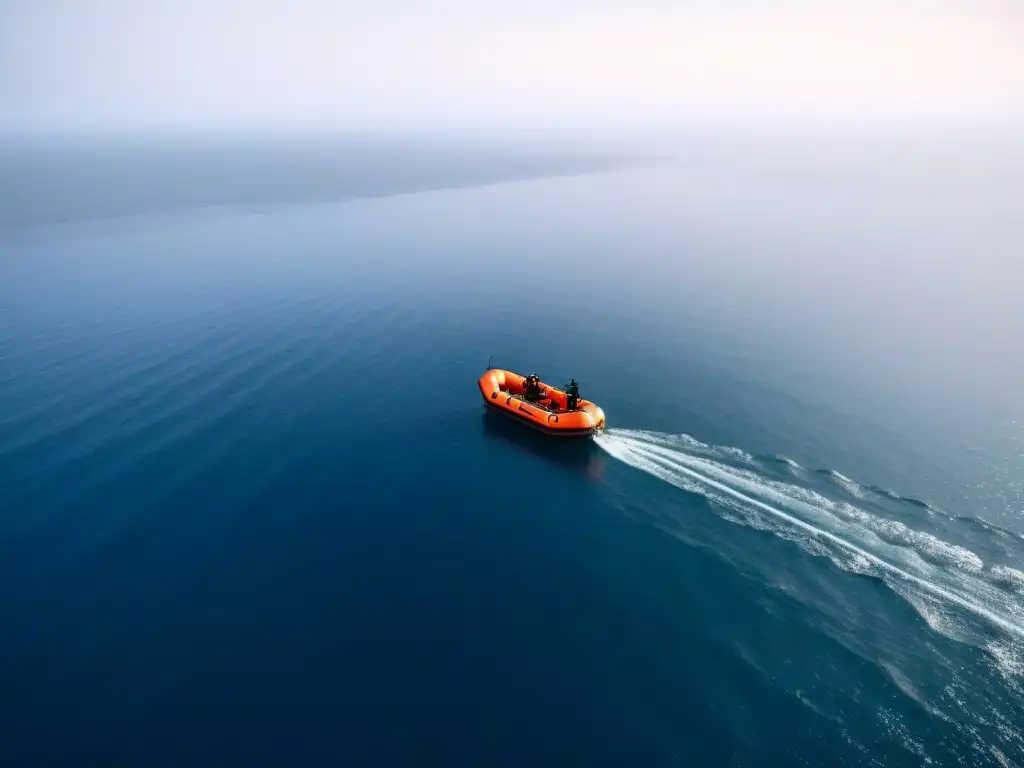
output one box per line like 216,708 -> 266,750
2,133 -> 1022,766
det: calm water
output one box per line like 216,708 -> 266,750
2,135 -> 1022,766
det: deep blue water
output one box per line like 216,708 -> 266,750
2,135 -> 1023,766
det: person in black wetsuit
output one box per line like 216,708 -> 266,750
524,373 -> 540,401
566,378 -> 580,410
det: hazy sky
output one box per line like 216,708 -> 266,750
2,0 -> 1022,133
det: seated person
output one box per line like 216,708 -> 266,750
523,373 -> 543,401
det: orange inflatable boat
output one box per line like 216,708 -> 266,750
478,366 -> 606,437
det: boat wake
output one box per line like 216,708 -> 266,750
594,429 -> 1024,681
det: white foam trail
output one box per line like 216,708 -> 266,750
595,429 -> 1024,646
992,566 -> 1024,595
826,469 -> 870,499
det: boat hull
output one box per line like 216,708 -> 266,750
482,398 -> 597,437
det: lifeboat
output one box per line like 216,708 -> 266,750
478,367 -> 606,437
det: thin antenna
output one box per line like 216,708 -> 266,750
486,355 -> 493,371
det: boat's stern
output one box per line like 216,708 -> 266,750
582,403 -> 606,433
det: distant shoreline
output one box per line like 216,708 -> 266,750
0,139 -> 667,236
